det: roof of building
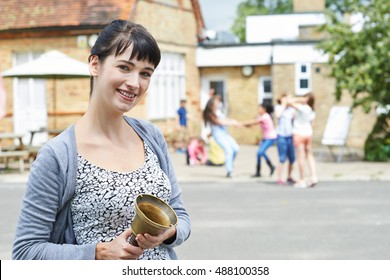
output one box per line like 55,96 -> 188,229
196,41 -> 328,67
0,0 -> 135,30
0,0 -> 205,35
246,12 -> 326,43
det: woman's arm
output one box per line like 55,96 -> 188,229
13,143 -> 143,260
12,144 -> 96,260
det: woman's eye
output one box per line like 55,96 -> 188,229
141,72 -> 152,78
118,65 -> 130,71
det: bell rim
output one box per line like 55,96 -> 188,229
135,194 -> 178,229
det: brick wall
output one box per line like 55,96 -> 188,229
132,0 -> 201,137
311,64 -> 376,148
293,0 -> 325,12
0,0 -> 201,137
136,0 -> 197,45
199,66 -> 272,145
298,25 -> 326,41
0,36 -> 91,132
198,62 -> 377,150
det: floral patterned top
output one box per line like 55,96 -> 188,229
70,142 -> 171,260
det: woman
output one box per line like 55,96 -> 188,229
12,20 -> 190,260
203,97 -> 240,178
243,104 -> 277,177
288,93 -> 318,188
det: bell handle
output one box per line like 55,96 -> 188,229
127,233 -> 139,247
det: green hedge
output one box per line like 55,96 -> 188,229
364,115 -> 390,162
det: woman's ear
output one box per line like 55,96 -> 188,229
89,55 -> 100,76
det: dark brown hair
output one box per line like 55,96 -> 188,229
305,93 -> 315,110
203,97 -> 217,126
88,19 -> 161,95
277,93 -> 288,104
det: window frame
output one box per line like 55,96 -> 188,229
295,62 -> 312,95
147,52 -> 186,120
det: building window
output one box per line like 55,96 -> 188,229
258,76 -> 272,105
300,79 -> 308,89
12,51 -> 48,145
263,80 -> 272,93
147,52 -> 186,120
295,63 -> 311,95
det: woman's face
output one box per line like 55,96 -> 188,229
90,45 -> 155,114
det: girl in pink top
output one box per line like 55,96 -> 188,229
243,104 -> 277,177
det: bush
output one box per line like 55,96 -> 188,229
364,115 -> 390,162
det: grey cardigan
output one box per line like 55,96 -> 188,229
12,117 -> 191,260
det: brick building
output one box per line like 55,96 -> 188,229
197,0 -> 376,149
0,0 -> 204,145
0,0 -> 377,151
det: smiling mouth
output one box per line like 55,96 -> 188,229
117,89 -> 136,99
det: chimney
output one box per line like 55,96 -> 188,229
293,0 -> 325,13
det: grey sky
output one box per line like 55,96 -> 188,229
199,0 -> 245,31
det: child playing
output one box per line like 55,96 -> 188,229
186,137 -> 207,166
206,136 -> 225,166
243,103 -> 277,177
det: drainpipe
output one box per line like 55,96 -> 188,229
129,0 -> 139,21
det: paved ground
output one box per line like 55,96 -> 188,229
1,145 -> 389,183
0,144 -> 389,260
0,183 -> 24,260
1,181 -> 389,260
168,145 -> 390,183
174,181 -> 390,260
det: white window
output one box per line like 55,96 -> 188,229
147,52 -> 186,120
13,51 -> 48,145
295,62 -> 311,95
258,76 -> 272,106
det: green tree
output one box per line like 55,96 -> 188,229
231,0 -> 293,42
317,0 -> 390,161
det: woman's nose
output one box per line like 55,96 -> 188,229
125,73 -> 140,89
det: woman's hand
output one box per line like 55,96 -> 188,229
135,227 -> 177,249
95,228 -> 144,260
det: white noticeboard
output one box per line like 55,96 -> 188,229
321,106 -> 352,146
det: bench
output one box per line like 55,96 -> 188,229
0,150 -> 29,173
318,106 -> 352,162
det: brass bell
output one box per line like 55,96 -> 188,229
128,194 -> 178,246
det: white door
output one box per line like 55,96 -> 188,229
258,76 -> 273,107
200,75 -> 227,140
13,52 -> 48,146
200,75 -> 227,112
